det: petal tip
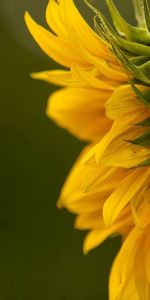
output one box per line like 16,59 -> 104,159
24,11 -> 31,25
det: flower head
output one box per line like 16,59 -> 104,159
25,0 -> 150,299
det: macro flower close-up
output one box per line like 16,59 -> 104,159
24,0 -> 150,299
1,0 -> 150,299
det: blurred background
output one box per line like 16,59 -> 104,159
0,1 -> 134,299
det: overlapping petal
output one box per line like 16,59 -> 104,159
58,146 -> 133,253
46,87 -> 112,141
25,0 -> 150,299
25,0 -> 129,142
109,202 -> 150,300
83,85 -> 150,168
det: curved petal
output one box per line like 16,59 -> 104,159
75,211 -> 103,230
47,0 -> 112,60
109,228 -> 142,300
109,203 -> 150,300
103,168 -> 150,226
82,111 -> 150,168
83,210 -> 132,254
72,64 -> 116,91
69,31 -> 127,82
133,240 -> 150,300
31,70 -> 81,87
46,87 -> 112,141
58,146 -> 115,210
46,0 -> 68,38
110,272 -> 140,300
101,136 -> 150,168
105,85 -> 147,120
82,115 -> 134,165
24,12 -> 87,68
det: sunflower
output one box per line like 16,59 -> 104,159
25,0 -> 150,299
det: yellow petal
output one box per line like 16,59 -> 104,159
144,225 -> 150,283
110,203 -> 150,300
72,64 -> 115,91
58,149 -> 114,214
100,124 -> 150,168
24,12 -> 87,68
81,167 -> 127,195
69,32 -> 127,82
44,0 -> 116,67
101,139 -> 150,168
105,85 -> 147,120
31,70 -> 81,87
82,115 -> 133,165
133,240 -> 150,300
96,118 -> 150,168
83,226 -> 112,254
46,87 -> 112,141
109,228 -> 143,300
103,168 -> 150,226
109,273 -> 140,300
58,147 -> 120,213
83,108 -> 149,167
57,0 -> 112,60
46,0 -> 68,39
83,211 -> 132,254
75,211 -> 103,230
61,191 -> 106,214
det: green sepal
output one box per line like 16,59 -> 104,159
129,82 -> 150,107
84,0 -> 117,40
140,61 -> 150,79
93,15 -> 111,42
94,7 -> 150,87
137,157 -> 150,167
107,0 -> 150,44
85,0 -> 150,105
85,1 -> 150,57
130,56 -> 150,65
116,36 -> 150,56
110,42 -> 150,86
136,117 -> 150,126
132,0 -> 146,28
106,0 -> 136,39
84,0 -> 122,55
129,131 -> 150,146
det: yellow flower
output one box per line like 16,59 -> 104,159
25,0 -> 150,256
109,200 -> 150,300
25,0 -> 128,142
25,0 -> 150,298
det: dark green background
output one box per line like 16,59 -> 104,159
0,1 -> 134,299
